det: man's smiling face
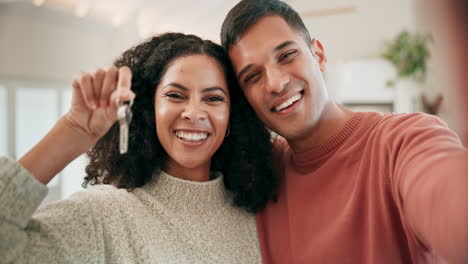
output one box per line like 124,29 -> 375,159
228,15 -> 329,141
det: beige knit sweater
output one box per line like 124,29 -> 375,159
0,157 -> 262,264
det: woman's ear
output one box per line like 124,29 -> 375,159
310,39 -> 328,72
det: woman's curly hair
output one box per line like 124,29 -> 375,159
83,32 -> 277,212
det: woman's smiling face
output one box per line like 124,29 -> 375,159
154,54 -> 230,178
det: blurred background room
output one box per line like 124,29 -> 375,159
0,0 -> 459,203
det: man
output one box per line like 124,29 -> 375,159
427,0 -> 468,148
220,0 -> 468,263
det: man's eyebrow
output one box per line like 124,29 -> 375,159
237,41 -> 297,81
203,87 -> 227,95
274,40 -> 296,52
237,64 -> 254,81
163,82 -> 188,91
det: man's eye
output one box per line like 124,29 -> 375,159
244,72 -> 260,84
279,50 -> 297,62
206,96 -> 225,102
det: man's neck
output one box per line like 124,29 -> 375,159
288,103 -> 354,153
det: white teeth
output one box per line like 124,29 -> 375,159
175,131 -> 208,141
275,93 -> 302,112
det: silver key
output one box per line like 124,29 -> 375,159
117,100 -> 133,154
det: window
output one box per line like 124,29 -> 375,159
0,86 -> 7,157
60,88 -> 88,199
1,83 -> 102,202
16,87 -> 60,191
16,87 -> 59,158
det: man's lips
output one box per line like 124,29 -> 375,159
271,91 -> 304,112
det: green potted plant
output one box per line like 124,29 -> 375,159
381,30 -> 441,115
381,30 -> 431,87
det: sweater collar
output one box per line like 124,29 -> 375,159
141,170 -> 230,211
291,112 -> 364,167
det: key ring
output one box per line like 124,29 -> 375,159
116,98 -> 133,154
117,99 -> 133,121
116,98 -> 134,107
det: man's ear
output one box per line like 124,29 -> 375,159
310,39 -> 328,72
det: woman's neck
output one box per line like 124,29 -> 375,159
163,159 -> 211,182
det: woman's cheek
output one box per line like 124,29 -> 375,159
211,105 -> 230,134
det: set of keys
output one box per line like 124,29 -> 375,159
116,100 -> 133,154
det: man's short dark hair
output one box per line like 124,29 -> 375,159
220,0 -> 312,51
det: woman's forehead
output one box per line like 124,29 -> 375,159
161,55 -> 229,91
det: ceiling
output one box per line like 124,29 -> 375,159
0,0 -> 357,39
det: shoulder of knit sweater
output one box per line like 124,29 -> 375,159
61,184 -> 132,210
270,113 -> 452,154
372,112 -> 453,141
380,112 -> 447,127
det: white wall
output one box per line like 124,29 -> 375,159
0,3 -> 129,202
290,0 -> 422,113
0,3 -> 117,82
108,16 -> 140,61
291,0 -> 417,63
0,0 -> 421,75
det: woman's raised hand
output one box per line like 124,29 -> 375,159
19,66 -> 135,184
65,66 -> 136,144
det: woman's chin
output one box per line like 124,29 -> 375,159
167,155 -> 212,172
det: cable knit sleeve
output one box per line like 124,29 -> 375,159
0,157 -> 104,264
385,113 -> 468,263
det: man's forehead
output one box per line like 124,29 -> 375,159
228,21 -> 301,73
235,16 -> 297,46
230,37 -> 290,59
230,17 -> 302,53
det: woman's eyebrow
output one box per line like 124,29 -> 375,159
163,82 -> 188,91
202,87 -> 227,95
164,83 -> 227,95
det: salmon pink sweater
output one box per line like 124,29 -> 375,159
257,112 -> 468,264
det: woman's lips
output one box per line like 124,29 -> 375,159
174,130 -> 210,147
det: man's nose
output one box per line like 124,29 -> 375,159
265,66 -> 289,94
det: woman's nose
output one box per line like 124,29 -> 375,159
181,104 -> 208,121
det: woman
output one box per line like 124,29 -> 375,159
0,33 -> 276,263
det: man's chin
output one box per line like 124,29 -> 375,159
272,127 -> 300,141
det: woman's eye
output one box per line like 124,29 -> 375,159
279,50 -> 297,63
206,96 -> 225,102
166,93 -> 184,100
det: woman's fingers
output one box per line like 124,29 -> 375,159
117,67 -> 133,101
117,67 -> 132,95
73,66 -> 134,115
101,66 -> 119,108
92,68 -> 105,107
109,68 -> 135,120
109,91 -> 136,120
77,72 -> 97,109
109,66 -> 134,106
71,78 -> 81,95
89,66 -> 132,122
